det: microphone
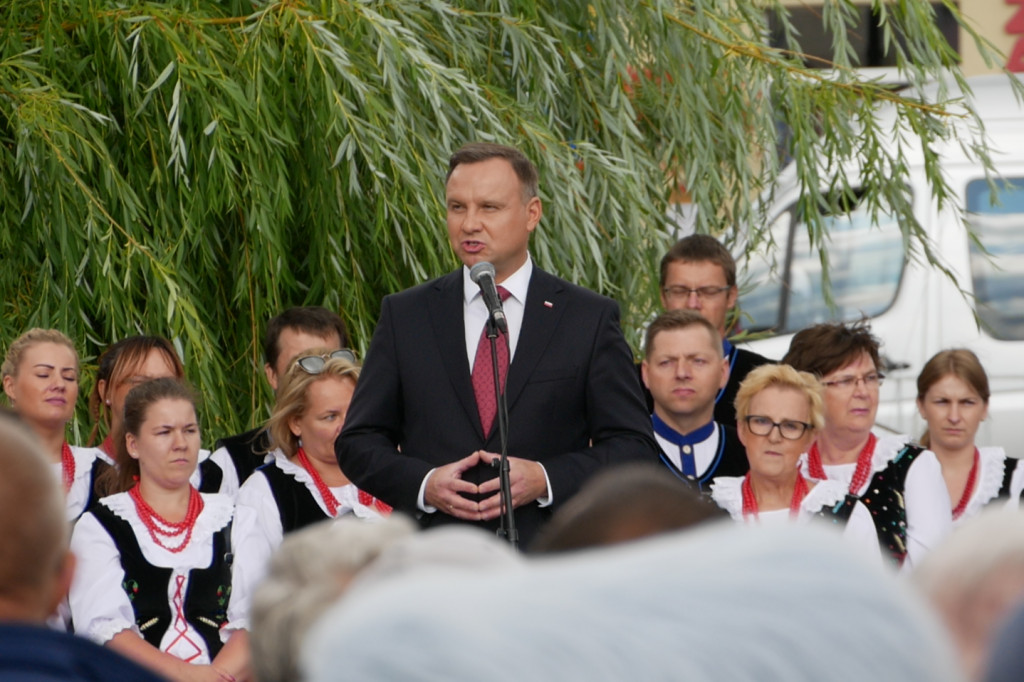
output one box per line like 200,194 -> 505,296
469,262 -> 508,334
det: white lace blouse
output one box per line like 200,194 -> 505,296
799,434 -> 952,570
710,476 -> 883,566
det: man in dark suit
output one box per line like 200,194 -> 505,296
336,142 -> 658,545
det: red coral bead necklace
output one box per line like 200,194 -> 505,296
61,441 -> 75,493
129,483 -> 204,553
741,471 -> 809,520
296,447 -> 392,516
806,433 -> 877,495
951,448 -> 980,521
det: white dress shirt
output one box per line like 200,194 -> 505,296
419,255 -> 552,512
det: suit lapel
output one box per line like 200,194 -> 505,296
428,271 -> 485,440
504,268 -> 566,410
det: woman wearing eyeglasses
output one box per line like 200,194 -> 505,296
783,321 -> 951,569
84,336 -> 238,497
710,365 -> 880,559
917,349 -> 1024,526
226,350 -> 390,634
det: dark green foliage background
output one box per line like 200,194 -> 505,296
0,1 -> 1000,443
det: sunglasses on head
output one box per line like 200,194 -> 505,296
296,349 -> 357,375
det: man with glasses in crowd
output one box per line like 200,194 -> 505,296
656,234 -> 773,428
641,309 -> 748,489
337,142 -> 658,547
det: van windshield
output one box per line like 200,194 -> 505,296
968,177 -> 1024,340
740,194 -> 905,333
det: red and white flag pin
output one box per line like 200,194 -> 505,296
543,300 -> 554,308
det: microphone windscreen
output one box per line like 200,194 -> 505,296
469,261 -> 496,284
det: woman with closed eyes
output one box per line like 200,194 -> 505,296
225,350 -> 390,640
2,328 -> 107,522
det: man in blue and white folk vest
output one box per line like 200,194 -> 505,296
641,310 -> 748,490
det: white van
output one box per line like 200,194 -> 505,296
736,73 -> 1024,447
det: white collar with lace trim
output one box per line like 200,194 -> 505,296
99,489 -> 235,550
269,448 -> 383,520
710,476 -> 849,522
957,446 -> 1010,524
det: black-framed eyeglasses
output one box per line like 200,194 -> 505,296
296,349 -> 357,375
662,285 -> 731,301
743,415 -> 813,440
821,372 -> 885,391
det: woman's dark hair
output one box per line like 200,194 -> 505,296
88,335 -> 184,446
782,320 -> 881,379
98,377 -> 197,495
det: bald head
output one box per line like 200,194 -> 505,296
0,410 -> 72,622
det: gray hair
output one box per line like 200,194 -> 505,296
304,523 -> 960,682
249,514 -> 417,682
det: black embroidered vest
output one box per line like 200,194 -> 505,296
90,502 -> 233,657
858,445 -> 922,567
198,457 -> 223,494
998,457 -> 1022,501
259,462 -> 331,534
79,457 -> 114,520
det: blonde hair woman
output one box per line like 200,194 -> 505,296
2,328 -> 107,521
227,350 -> 390,638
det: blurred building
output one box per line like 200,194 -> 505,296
776,1 -> 1023,75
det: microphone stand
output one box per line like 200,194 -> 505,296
485,314 -> 517,550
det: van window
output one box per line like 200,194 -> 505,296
967,178 -> 1024,340
741,195 -> 906,333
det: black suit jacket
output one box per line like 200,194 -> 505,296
715,347 -> 775,429
337,267 -> 659,544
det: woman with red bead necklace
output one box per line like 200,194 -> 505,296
227,350 -> 390,634
710,365 -> 880,560
1,328 -> 107,522
917,349 -> 1024,526
69,378 -> 249,682
84,335 -> 238,496
784,321 -> 952,569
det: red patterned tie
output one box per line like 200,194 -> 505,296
472,286 -> 511,436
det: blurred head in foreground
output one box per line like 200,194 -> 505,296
304,522 -> 959,682
914,509 -> 1024,681
530,463 -> 726,553
249,514 -> 417,682
0,409 -> 73,623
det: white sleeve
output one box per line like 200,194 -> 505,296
842,502 -> 885,568
68,512 -> 140,644
224,474 -> 280,632
901,450 -> 953,571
